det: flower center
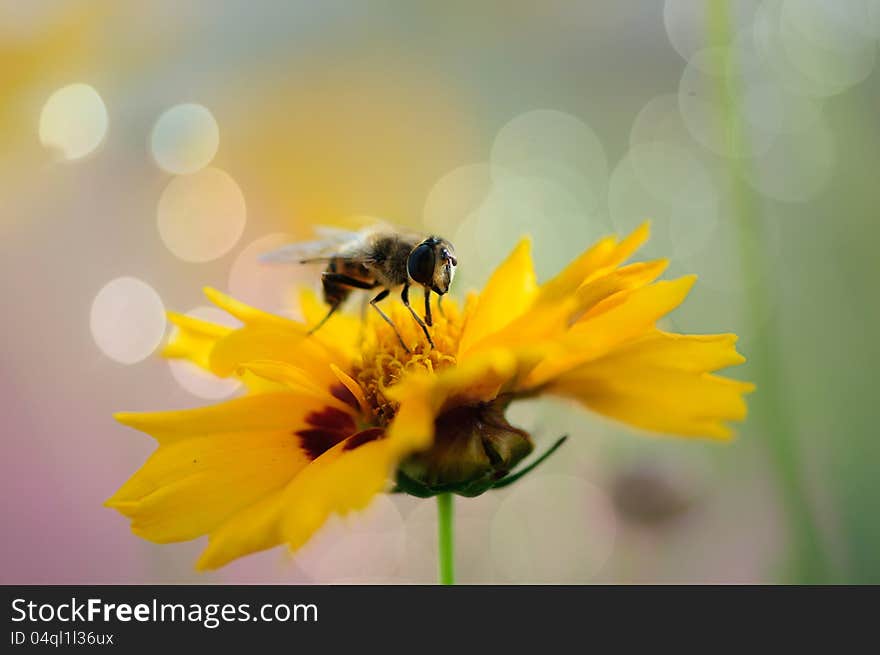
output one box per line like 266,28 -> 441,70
353,299 -> 464,424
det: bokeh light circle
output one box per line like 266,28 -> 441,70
630,93 -> 695,150
752,0 -> 870,97
490,474 -> 616,583
293,496 -> 406,583
778,0 -> 877,91
90,277 -> 166,364
608,142 -> 720,261
157,167 -> 247,262
399,493 -> 500,583
440,109 -> 612,290
678,46 -> 778,159
741,112 -> 836,203
663,0 -> 760,62
491,109 -> 608,214
780,0 -> 878,50
150,103 -> 220,175
740,81 -> 823,136
422,162 -> 492,235
228,233 -> 309,320
38,83 -> 108,160
167,306 -> 241,400
463,169 -> 610,285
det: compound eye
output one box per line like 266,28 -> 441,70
407,243 -> 436,286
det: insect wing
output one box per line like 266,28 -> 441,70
258,226 -> 361,264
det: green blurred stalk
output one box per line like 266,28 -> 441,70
437,493 -> 455,585
707,1 -> 830,582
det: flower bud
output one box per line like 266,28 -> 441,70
395,400 -> 534,497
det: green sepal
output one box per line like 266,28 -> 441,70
392,435 -> 568,497
491,435 -> 568,490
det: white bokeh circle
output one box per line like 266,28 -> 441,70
741,111 -> 836,203
150,103 -> 220,175
752,0 -> 872,98
779,0 -> 876,91
39,83 -> 108,160
157,167 -> 247,263
491,109 -> 608,215
679,46 -> 779,159
630,93 -> 695,150
398,492 -> 501,583
490,474 -> 616,583
292,495 -> 406,583
90,277 -> 166,365
228,233 -> 308,320
608,142 -> 720,261
422,162 -> 493,235
663,0 -> 761,62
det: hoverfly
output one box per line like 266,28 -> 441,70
260,224 -> 457,352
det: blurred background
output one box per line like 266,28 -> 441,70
2,0 -> 878,584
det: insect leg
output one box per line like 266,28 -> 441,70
358,293 -> 369,344
309,273 -> 377,335
370,288 -> 410,353
402,284 -> 435,349
423,287 -> 433,327
308,302 -> 341,335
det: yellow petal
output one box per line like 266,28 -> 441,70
457,238 -> 538,356
162,311 -> 231,370
106,430 -> 310,543
114,391 -> 351,444
329,363 -> 370,415
197,488 -> 288,570
464,226 -> 659,362
109,387 -> 365,553
299,288 -> 360,355
278,435 -> 403,553
533,222 -> 650,305
602,221 -> 651,271
574,259 -> 669,316
549,361 -> 754,440
385,381 -> 437,455
534,235 -> 619,305
524,276 -> 696,387
208,326 -> 342,390
378,348 -> 519,471
476,259 -> 669,356
197,423 -> 397,569
596,330 -> 746,373
235,360 -> 348,408
387,347 -> 517,414
437,348 -> 519,406
204,286 -> 299,330
266,366 -> 455,557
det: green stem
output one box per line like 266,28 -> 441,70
708,1 -> 830,582
436,493 -> 455,585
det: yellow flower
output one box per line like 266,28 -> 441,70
107,223 -> 753,570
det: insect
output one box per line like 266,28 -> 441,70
260,225 -> 457,352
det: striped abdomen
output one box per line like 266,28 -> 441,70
322,257 -> 374,306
